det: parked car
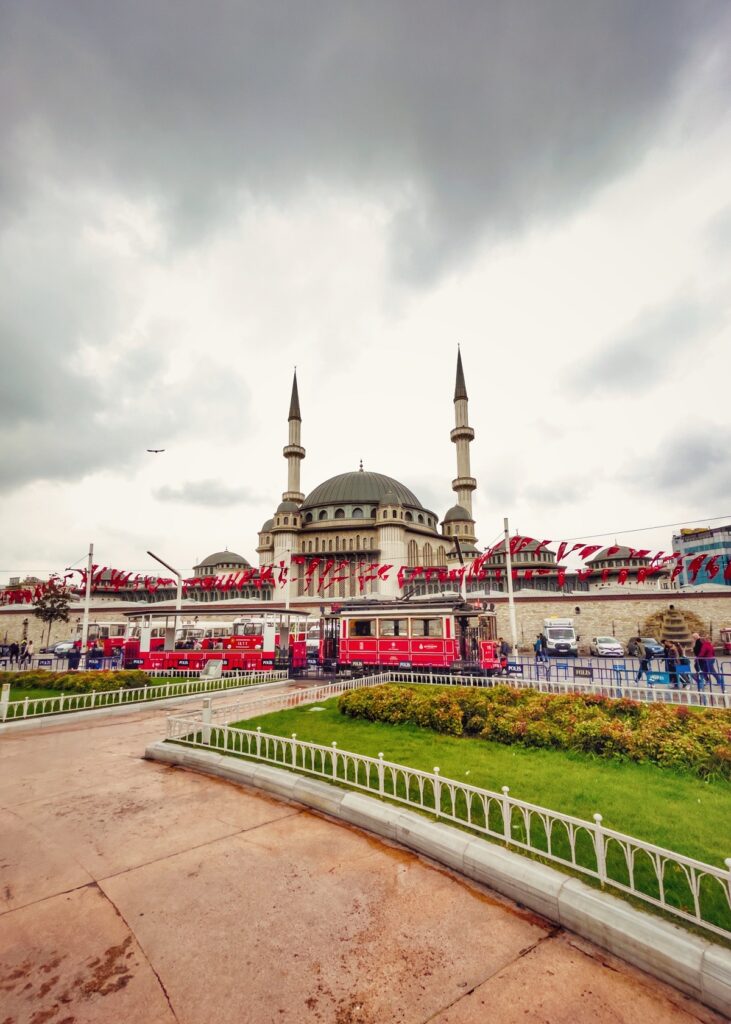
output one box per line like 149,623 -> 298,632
51,641 -> 77,656
589,636 -> 624,657
639,637 -> 665,658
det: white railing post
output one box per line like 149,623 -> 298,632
0,683 -> 9,722
291,734 -> 297,768
501,786 -> 511,842
202,697 -> 212,744
331,741 -> 338,780
256,725 -> 262,757
593,813 -> 607,885
23,695 -> 30,718
433,767 -> 441,817
378,753 -> 385,797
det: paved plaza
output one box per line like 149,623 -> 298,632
0,691 -> 725,1024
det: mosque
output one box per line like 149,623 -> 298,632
254,351 -> 481,601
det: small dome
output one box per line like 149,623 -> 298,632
443,504 -> 471,523
379,489 -> 400,506
587,546 -> 651,565
277,501 -> 300,513
194,550 -> 250,569
260,519 -> 274,532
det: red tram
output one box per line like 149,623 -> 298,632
121,609 -> 308,673
320,598 -> 500,673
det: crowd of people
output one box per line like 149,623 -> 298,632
628,633 -> 724,691
5,639 -> 34,667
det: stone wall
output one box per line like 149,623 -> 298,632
488,590 -> 731,652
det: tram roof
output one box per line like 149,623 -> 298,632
123,604 -> 310,621
328,596 -> 487,616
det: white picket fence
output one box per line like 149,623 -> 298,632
166,713 -> 731,940
0,670 -> 288,722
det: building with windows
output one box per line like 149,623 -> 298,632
256,352 -> 480,600
673,525 -> 731,588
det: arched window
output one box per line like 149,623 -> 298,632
408,540 -> 418,566
423,543 -> 433,564
370,507 -> 377,518
349,538 -> 353,550
437,545 -> 446,564
308,541 -> 312,552
301,541 -> 306,552
319,510 -> 327,521
334,508 -> 345,519
305,513 -> 313,523
356,536 -> 360,548
405,511 -> 413,522
336,536 -> 340,551
417,514 -> 424,524
392,510 -> 397,518
352,507 -> 363,519
383,511 -> 387,519
283,516 -> 289,525
329,539 -> 333,551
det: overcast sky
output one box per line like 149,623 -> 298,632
1,1 -> 730,582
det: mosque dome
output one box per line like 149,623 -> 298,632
276,500 -> 300,513
587,546 -> 651,566
260,519 -> 274,532
194,550 -> 250,570
443,504 -> 471,523
301,470 -> 423,509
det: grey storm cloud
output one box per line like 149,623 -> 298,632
1,1 -> 728,280
623,427 -> 731,500
154,480 -> 260,507
567,298 -> 717,395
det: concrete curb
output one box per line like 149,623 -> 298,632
145,740 -> 731,1019
0,679 -> 286,735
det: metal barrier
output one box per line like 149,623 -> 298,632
166,714 -> 731,941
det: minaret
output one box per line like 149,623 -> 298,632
282,369 -> 305,504
451,349 -> 476,517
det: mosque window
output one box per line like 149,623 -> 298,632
319,510 -> 327,521
408,540 -> 418,566
301,541 -> 306,552
370,507 -> 377,517
336,537 -> 340,551
308,541 -> 312,552
405,512 -> 413,522
383,512 -> 387,519
305,513 -> 313,523
417,514 -> 424,524
356,536 -> 360,548
329,539 -> 333,551
392,510 -> 397,518
349,539 -> 353,550
423,543 -> 433,564
437,545 -> 445,564
335,508 -> 345,519
283,516 -> 289,525
353,507 -> 363,518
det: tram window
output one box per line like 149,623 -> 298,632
379,618 -> 408,637
411,618 -> 443,638
348,619 -> 375,638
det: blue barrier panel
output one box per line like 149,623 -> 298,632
87,658 -> 103,670
646,671 -> 671,687
507,662 -> 523,676
38,658 -> 53,667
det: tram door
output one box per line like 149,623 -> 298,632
321,616 -> 340,665
460,617 -> 481,664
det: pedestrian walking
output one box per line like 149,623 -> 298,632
23,639 -> 34,667
675,642 -> 692,688
691,633 -> 706,690
18,639 -> 28,668
635,639 -> 652,683
664,641 -> 678,688
699,636 -> 724,693
9,640 -> 19,667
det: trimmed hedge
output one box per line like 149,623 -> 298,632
5,669 -> 151,693
338,684 -> 731,780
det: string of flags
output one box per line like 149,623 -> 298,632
2,535 -> 728,605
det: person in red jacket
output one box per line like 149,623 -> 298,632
698,636 -> 724,693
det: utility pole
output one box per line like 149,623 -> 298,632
80,542 -> 94,664
503,518 -> 518,654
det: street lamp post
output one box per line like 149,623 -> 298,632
147,551 -> 183,613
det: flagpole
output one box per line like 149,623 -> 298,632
503,518 -> 518,654
80,542 -> 93,664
